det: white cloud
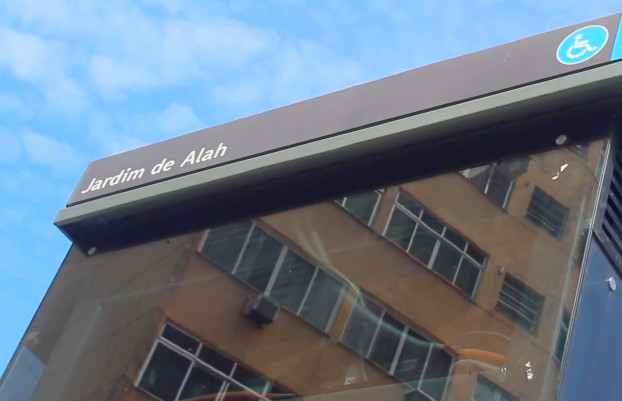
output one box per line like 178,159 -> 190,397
1,0 -> 71,29
88,55 -> 156,96
44,77 -> 89,112
212,38 -> 365,108
0,128 -> 22,163
212,80 -> 263,106
0,25 -> 88,112
86,104 -> 203,157
85,15 -> 275,97
160,17 -> 273,68
87,110 -> 147,156
0,209 -> 24,228
0,92 -> 30,118
0,25 -> 55,83
1,0 -> 355,107
2,1 -> 279,100
104,135 -> 148,155
156,102 -> 204,135
141,0 -> 188,14
20,132 -> 88,173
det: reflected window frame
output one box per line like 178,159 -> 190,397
339,294 -> 454,401
199,221 -> 346,332
383,191 -> 487,298
335,189 -> 384,226
555,309 -> 571,362
496,274 -> 544,334
472,376 -> 518,401
136,322 -> 297,401
525,187 -> 570,239
461,163 -> 515,209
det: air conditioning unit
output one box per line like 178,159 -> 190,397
242,295 -> 279,325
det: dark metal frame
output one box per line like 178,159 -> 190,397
593,118 -> 622,270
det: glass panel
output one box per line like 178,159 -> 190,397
235,227 -> 283,292
474,377 -> 517,401
138,344 -> 192,401
341,298 -> 383,356
420,346 -> 451,401
268,385 -> 299,401
199,346 -> 235,375
497,275 -> 543,332
232,364 -> 268,394
555,310 -> 571,360
6,136 -> 607,401
443,227 -> 466,250
397,192 -> 423,216
430,242 -> 461,283
395,330 -> 430,384
201,221 -> 252,271
298,269 -> 343,330
269,251 -> 315,312
406,391 -> 433,401
386,208 -> 417,250
421,212 -> 444,234
526,187 -> 570,238
487,168 -> 512,207
162,324 -> 200,354
466,244 -> 486,265
369,313 -> 405,371
463,164 -> 492,192
223,383 -> 257,401
409,226 -> 438,266
341,191 -> 380,224
473,378 -> 496,401
179,367 -> 225,400
454,259 -> 479,296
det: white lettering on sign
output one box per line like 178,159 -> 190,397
180,142 -> 227,168
81,168 -> 145,194
79,142 -> 228,195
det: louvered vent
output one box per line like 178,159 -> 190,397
597,138 -> 622,267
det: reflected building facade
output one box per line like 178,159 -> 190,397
3,139 -> 606,401
2,13 -> 622,401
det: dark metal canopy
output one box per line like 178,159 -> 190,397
56,14 -> 622,253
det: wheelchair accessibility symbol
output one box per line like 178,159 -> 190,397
557,25 -> 609,65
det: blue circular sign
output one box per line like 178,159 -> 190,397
556,25 -> 609,65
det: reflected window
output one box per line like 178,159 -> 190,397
201,221 -> 345,331
138,344 -> 192,401
336,189 -> 383,225
574,220 -> 590,266
138,323 -> 298,401
526,187 -> 569,238
461,163 -> 516,208
200,221 -> 253,271
555,310 -> 571,361
473,377 -> 517,401
570,144 -> 589,159
340,294 -> 383,356
385,191 -> 486,297
341,296 -> 452,401
496,275 -> 544,333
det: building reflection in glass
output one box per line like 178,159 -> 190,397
4,138 -> 605,401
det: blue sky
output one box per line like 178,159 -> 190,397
0,0 -> 620,374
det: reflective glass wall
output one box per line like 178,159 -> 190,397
0,138 -> 607,401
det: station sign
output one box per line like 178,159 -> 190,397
68,13 -> 622,206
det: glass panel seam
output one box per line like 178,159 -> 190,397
174,360 -> 195,401
390,326 -> 409,374
324,285 -> 347,332
263,245 -> 289,296
296,267 -> 319,315
366,309 -> 386,358
231,221 -> 256,275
